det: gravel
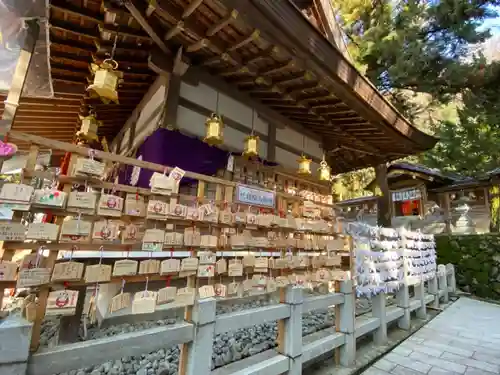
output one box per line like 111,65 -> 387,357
37,293 -> 374,375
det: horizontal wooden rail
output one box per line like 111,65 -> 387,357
15,266 -> 457,375
9,131 -> 336,207
28,323 -> 194,375
215,304 -> 290,334
302,293 -> 344,313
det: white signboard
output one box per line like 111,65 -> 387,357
392,188 -> 421,202
235,185 -> 276,208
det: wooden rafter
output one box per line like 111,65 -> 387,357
124,0 -> 170,54
223,0 -> 437,151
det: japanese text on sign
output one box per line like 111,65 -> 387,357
391,188 -> 422,202
235,185 -> 276,208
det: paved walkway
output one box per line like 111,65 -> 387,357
362,297 -> 500,375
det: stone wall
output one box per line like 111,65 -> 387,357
436,234 -> 500,299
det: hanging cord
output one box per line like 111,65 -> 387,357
251,109 -> 255,136
215,91 -> 220,114
111,34 -> 118,60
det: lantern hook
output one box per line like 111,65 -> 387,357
102,58 -> 119,70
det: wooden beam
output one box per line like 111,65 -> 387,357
186,38 -> 209,53
222,0 -> 437,151
207,10 -> 239,36
165,21 -> 184,41
98,23 -> 151,41
124,0 -> 170,54
95,39 -> 149,56
180,64 -> 323,142
316,0 -> 351,60
50,39 -> 94,55
178,97 -> 322,163
341,145 -> 378,156
162,74 -> 181,129
267,122 -> 276,162
128,118 -> 136,151
182,0 -> 204,19
14,106 -> 81,113
49,20 -> 99,40
227,30 -> 260,52
146,48 -> 193,86
243,46 -> 278,66
50,0 -> 104,24
375,163 -> 392,227
259,60 -> 295,76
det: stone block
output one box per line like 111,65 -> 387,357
0,317 -> 32,365
0,362 -> 27,375
191,298 -> 216,325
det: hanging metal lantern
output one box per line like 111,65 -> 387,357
77,113 -> 101,142
87,59 -> 123,104
204,113 -> 224,145
243,134 -> 259,158
297,154 -> 312,175
318,155 -> 331,181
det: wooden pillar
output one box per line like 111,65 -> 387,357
267,122 -> 276,162
179,181 -> 204,375
419,184 -> 427,217
58,285 -> 87,345
484,186 -> 491,230
0,145 -> 39,309
375,163 -> 392,227
443,192 -> 452,234
162,74 -> 181,130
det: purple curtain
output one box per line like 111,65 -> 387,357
118,128 -> 279,188
119,128 -> 229,188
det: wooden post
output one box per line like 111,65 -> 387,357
420,184 -> 427,218
375,163 -> 392,227
267,122 -> 276,162
162,74 -> 181,130
0,144 -> 39,309
30,155 -> 76,352
443,192 -> 452,234
179,181 -> 205,375
484,186 -> 491,229
276,196 -> 288,354
58,285 -> 87,345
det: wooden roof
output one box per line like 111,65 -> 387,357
1,0 -> 157,162
1,0 -> 437,172
365,162 -> 473,191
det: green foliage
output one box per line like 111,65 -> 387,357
333,167 -> 375,200
437,234 -> 500,299
420,112 -> 500,176
491,186 -> 500,232
332,0 -> 500,191
334,0 -> 500,113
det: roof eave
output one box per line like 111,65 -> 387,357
228,0 -> 437,151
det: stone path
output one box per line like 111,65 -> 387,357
362,297 -> 500,375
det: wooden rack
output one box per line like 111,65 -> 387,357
0,131 -> 353,360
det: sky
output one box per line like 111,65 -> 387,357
478,6 -> 500,36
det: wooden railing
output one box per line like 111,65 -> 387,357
25,265 -> 456,375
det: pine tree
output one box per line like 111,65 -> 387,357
333,0 -> 500,120
332,0 -> 500,199
421,110 -> 500,177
